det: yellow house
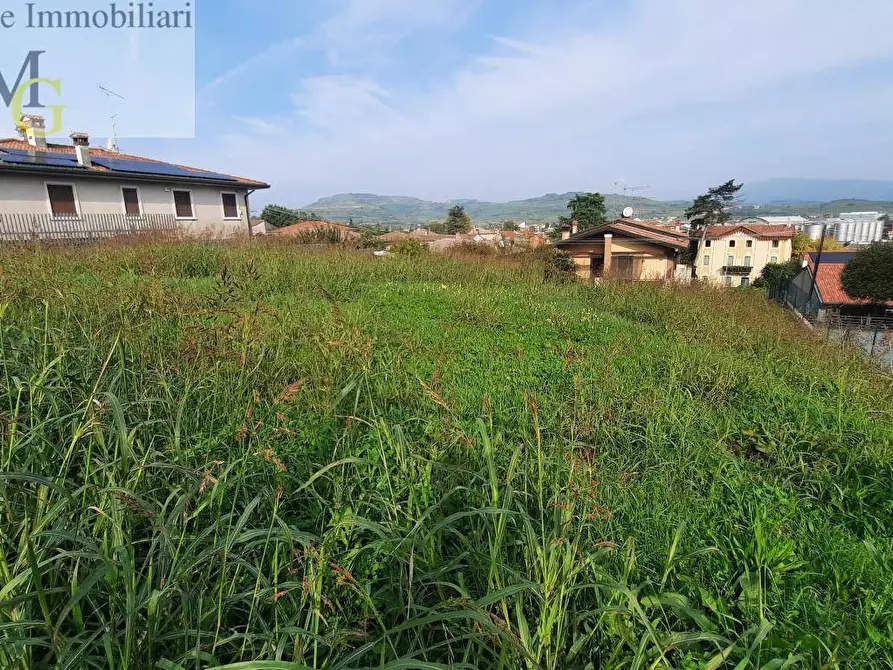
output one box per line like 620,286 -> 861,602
556,219 -> 690,280
696,224 -> 795,287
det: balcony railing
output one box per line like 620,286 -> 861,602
0,212 -> 178,244
723,265 -> 754,276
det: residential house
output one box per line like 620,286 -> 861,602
0,116 -> 269,240
696,224 -> 795,287
556,218 -> 690,280
788,252 -> 893,318
499,229 -> 548,249
251,219 -> 276,236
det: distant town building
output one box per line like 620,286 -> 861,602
696,224 -> 795,287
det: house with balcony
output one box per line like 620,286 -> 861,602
696,224 -> 795,287
556,218 -> 691,281
0,115 -> 269,242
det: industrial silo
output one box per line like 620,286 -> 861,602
835,220 -> 849,243
805,223 -> 824,241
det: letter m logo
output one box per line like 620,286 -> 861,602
0,51 -> 45,108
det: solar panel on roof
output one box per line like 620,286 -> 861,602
0,147 -> 79,162
0,153 -> 84,168
91,155 -> 240,182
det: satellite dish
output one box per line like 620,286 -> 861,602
622,206 -> 635,218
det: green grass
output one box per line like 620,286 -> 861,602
1,241 -> 892,669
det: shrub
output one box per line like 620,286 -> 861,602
293,227 -> 345,245
531,246 -> 576,282
390,238 -> 428,256
450,241 -> 496,256
756,260 -> 801,289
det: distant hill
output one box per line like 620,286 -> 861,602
301,192 -> 691,227
741,179 -> 893,204
297,186 -> 893,228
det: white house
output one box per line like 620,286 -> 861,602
0,116 -> 269,240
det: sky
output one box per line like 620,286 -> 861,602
116,0 -> 893,207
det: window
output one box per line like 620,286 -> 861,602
221,192 -> 240,220
122,187 -> 141,217
746,240 -> 753,248
613,255 -> 641,279
727,255 -> 735,266
705,240 -> 712,248
703,254 -> 711,266
724,276 -> 733,287
46,183 -> 78,217
173,190 -> 194,219
744,255 -> 752,267
728,240 -> 736,248
770,256 -> 778,264
741,277 -> 751,288
772,240 -> 780,248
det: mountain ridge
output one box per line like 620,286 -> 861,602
297,180 -> 893,227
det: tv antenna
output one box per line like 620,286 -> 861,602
98,85 -> 124,152
622,185 -> 649,218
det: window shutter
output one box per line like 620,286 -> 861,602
123,188 -> 141,216
174,191 -> 194,218
222,193 -> 238,219
47,184 -> 78,217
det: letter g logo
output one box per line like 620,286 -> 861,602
12,78 -> 66,135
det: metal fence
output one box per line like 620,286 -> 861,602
0,212 -> 179,244
804,313 -> 893,370
770,281 -> 893,370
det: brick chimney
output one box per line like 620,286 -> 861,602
70,132 -> 91,167
19,114 -> 47,148
603,234 -> 613,275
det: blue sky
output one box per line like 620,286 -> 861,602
123,0 -> 893,207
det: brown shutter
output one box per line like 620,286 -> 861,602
173,190 -> 193,218
47,184 -> 78,217
122,188 -> 141,216
222,193 -> 238,218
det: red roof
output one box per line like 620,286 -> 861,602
0,138 -> 268,188
809,258 -> 893,307
705,224 -> 795,240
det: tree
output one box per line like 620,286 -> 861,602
841,243 -> 893,305
685,180 -> 743,278
261,204 -> 318,228
567,193 -> 607,231
756,260 -> 801,290
427,222 -> 446,234
792,231 -> 844,256
685,180 -> 743,230
445,205 -> 472,235
502,220 -> 520,231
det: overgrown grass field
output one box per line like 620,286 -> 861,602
1,242 -> 892,669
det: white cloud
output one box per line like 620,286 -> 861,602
188,0 -> 893,204
316,0 -> 480,63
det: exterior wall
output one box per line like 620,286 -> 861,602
695,232 -> 792,287
0,173 -> 251,238
564,238 -> 675,280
